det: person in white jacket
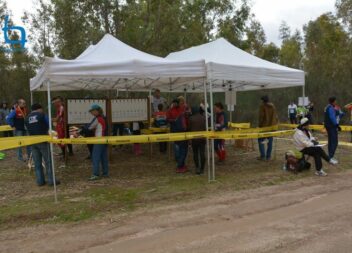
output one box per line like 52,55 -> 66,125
293,118 -> 338,176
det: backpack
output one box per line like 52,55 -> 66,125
285,150 -> 311,173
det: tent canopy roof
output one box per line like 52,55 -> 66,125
167,38 -> 305,91
30,34 -> 206,92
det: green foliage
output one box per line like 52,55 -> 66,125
303,13 -> 352,121
336,0 -> 352,33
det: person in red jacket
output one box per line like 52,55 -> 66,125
52,96 -> 73,157
167,98 -> 188,173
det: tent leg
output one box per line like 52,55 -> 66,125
209,79 -> 215,181
203,79 -> 211,182
47,80 -> 58,203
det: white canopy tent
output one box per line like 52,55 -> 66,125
30,34 -> 206,92
167,38 -> 305,180
166,37 -> 305,92
30,34 -> 209,202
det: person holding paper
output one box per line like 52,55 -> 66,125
293,118 -> 338,177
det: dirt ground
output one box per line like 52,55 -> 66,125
1,170 -> 352,253
0,133 -> 352,253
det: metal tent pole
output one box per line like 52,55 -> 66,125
209,79 -> 215,181
30,91 -> 33,106
47,80 -> 58,203
203,79 -> 211,182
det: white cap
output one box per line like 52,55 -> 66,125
300,117 -> 309,126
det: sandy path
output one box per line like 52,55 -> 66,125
2,170 -> 352,253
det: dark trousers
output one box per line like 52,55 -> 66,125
175,141 -> 188,168
289,114 -> 297,124
301,146 -> 330,171
326,127 -> 338,158
31,143 -> 53,185
192,140 -> 205,174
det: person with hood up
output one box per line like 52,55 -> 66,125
258,95 -> 278,161
293,117 -> 338,176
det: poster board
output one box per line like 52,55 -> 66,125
111,98 -> 149,123
67,99 -> 107,124
298,97 -> 309,106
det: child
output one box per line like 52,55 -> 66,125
87,104 -> 109,180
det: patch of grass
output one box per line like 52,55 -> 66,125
1,138 -> 352,231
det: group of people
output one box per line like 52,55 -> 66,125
1,91 -> 351,185
292,96 -> 351,176
152,89 -> 227,174
287,101 -> 314,124
0,97 -> 109,185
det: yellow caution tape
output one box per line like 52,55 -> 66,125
0,125 -> 13,132
1,124 -> 350,151
141,127 -> 170,134
0,135 -> 50,150
212,130 -> 294,140
280,124 -> 352,131
228,122 -> 251,129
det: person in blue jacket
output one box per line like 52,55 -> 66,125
25,104 -> 60,186
6,98 -> 31,161
324,97 -> 340,162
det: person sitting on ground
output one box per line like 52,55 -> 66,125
25,103 -> 60,186
188,106 -> 206,175
293,118 -> 338,177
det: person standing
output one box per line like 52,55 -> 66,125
0,102 -> 13,137
188,107 -> 206,174
324,97 -> 340,161
52,96 -> 73,157
306,102 -> 314,124
214,102 -> 227,163
6,98 -> 31,161
153,103 -> 168,153
167,98 -> 188,173
152,89 -> 167,113
293,118 -> 337,177
258,95 -> 278,161
87,104 -> 109,180
25,104 -> 59,186
288,102 -> 298,124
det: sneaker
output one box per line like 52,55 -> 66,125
315,170 -> 327,177
88,175 -> 100,181
256,157 -> 265,161
329,158 -> 338,165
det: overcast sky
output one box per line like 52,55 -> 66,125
6,0 -> 337,46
